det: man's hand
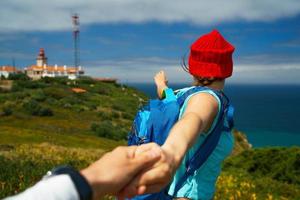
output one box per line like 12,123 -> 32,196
80,144 -> 162,200
117,143 -> 177,199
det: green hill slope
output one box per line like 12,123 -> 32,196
0,76 -> 147,148
0,77 -> 299,199
217,147 -> 300,200
0,76 -> 146,199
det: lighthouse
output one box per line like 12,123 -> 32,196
36,48 -> 47,67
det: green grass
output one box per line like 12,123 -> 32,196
0,143 -> 103,197
0,77 -> 147,144
1,76 -> 300,199
0,77 -> 145,199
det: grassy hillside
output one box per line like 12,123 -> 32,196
0,76 -> 147,147
0,76 -> 299,199
216,147 -> 300,200
0,76 -> 145,199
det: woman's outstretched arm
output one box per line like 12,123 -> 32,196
154,70 -> 168,99
118,92 -> 219,198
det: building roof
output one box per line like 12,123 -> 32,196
0,66 -> 17,72
93,77 -> 117,83
25,65 -> 84,73
71,88 -> 87,93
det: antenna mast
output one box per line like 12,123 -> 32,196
72,14 -> 80,69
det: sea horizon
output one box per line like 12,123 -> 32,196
125,82 -> 300,148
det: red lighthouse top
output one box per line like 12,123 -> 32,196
38,48 -> 45,57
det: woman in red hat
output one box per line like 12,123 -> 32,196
121,30 -> 235,200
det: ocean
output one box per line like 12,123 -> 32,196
126,83 -> 300,148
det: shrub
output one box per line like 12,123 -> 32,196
112,102 -> 126,112
23,99 -> 53,116
12,80 -> 46,91
45,97 -> 58,106
91,121 -> 127,140
91,121 -> 114,138
0,75 -> 6,80
122,112 -> 134,120
98,112 -> 112,120
98,87 -> 110,95
77,76 -> 96,85
8,73 -> 30,81
23,99 -> 40,115
38,107 -> 53,116
72,104 -> 88,112
41,77 -> 69,85
59,96 -> 82,106
31,90 -> 47,102
43,87 -> 70,100
111,111 -> 120,119
2,107 -> 13,116
82,100 -> 98,110
10,91 -> 30,100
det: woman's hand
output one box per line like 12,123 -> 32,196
154,71 -> 168,99
117,143 -> 178,199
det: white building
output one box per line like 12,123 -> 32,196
0,66 -> 17,78
25,48 -> 84,80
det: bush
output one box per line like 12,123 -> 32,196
44,97 -> 58,106
122,112 -> 134,120
0,75 -> 6,80
91,121 -> 127,140
111,111 -> 120,119
98,112 -> 112,120
10,91 -> 30,100
12,80 -> 47,91
91,121 -> 113,138
43,87 -> 70,100
23,99 -> 40,115
72,104 -> 88,113
223,147 -> 300,185
23,99 -> 53,116
41,77 -> 69,85
112,102 -> 127,112
38,107 -> 53,116
8,73 -> 30,81
2,107 -> 13,116
59,96 -> 82,106
31,90 -> 47,102
77,76 -> 96,85
98,87 -> 110,95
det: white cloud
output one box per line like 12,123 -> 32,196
84,57 -> 300,84
0,0 -> 300,32
85,57 -> 191,83
224,63 -> 300,84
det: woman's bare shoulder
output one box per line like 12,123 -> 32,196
183,92 -> 219,131
187,92 -> 219,111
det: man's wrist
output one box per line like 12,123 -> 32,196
48,165 -> 93,200
80,164 -> 109,200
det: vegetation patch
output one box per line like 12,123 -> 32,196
1,76 -> 299,200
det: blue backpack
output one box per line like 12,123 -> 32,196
128,86 -> 234,200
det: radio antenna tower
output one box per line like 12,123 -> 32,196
72,14 -> 80,69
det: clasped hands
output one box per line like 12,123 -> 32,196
80,143 -> 178,200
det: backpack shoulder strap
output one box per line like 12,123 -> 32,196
176,86 -> 209,107
173,89 -> 234,195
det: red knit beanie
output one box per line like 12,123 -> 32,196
188,29 -> 235,79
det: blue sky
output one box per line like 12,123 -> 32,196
0,0 -> 300,84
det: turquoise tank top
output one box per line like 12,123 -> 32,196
167,86 -> 234,200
